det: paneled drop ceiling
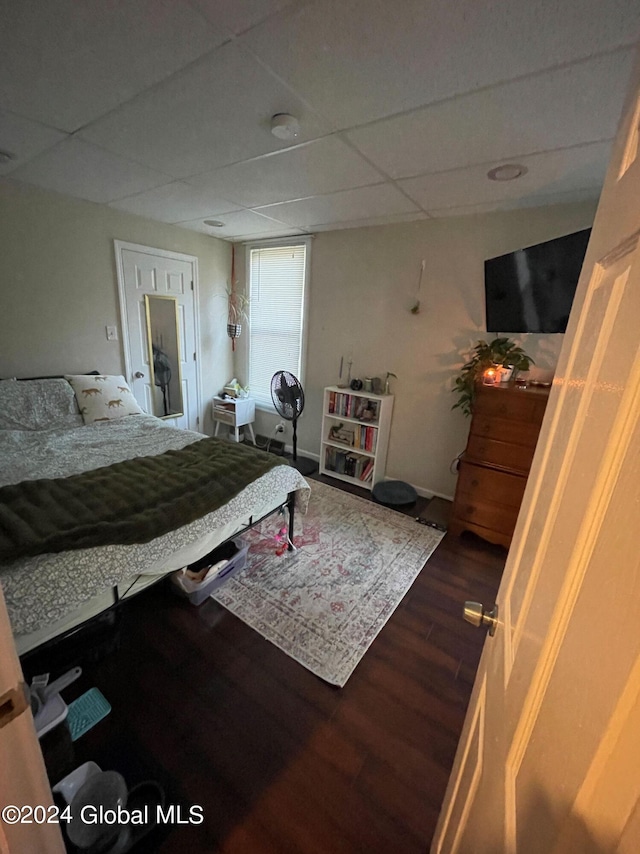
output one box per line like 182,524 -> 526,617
1,0 -> 638,241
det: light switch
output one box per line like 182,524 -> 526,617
106,326 -> 118,341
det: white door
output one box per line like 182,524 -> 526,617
433,48 -> 640,854
115,241 -> 201,431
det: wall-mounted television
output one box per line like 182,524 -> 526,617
484,228 -> 591,334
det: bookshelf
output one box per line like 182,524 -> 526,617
320,386 -> 394,490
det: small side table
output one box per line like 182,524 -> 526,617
212,396 -> 256,444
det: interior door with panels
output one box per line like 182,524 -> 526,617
115,241 -> 201,431
434,46 -> 640,854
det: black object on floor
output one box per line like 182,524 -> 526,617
416,496 -> 451,532
288,455 -> 318,476
372,480 -> 418,507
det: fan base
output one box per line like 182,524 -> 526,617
288,455 -> 318,476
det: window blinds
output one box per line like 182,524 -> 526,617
248,243 -> 307,408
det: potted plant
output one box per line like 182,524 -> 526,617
226,286 -> 249,347
225,246 -> 249,350
452,337 -> 534,416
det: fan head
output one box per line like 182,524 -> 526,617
271,371 -> 304,421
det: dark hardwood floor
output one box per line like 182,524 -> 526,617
31,476 -> 505,853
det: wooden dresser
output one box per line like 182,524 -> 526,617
449,381 -> 550,548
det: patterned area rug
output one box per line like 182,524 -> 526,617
212,480 -> 444,686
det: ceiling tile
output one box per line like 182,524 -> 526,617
0,110 -> 67,176
346,51 -> 634,179
189,0 -> 298,36
10,138 -> 171,204
255,183 -> 420,227
1,2 -> 634,231
399,140 -> 612,212
79,41 -> 330,178
0,0 -> 225,132
187,136 -> 384,207
242,0 -> 640,129
109,181 -> 239,221
428,189 -> 601,219
176,208 -> 296,238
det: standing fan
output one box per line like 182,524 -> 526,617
152,344 -> 172,416
270,371 -> 316,475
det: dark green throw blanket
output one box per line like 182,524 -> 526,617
0,438 -> 282,562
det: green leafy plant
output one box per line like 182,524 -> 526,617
452,337 -> 534,417
226,285 -> 250,326
221,285 -> 250,350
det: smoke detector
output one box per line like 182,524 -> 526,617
487,163 -> 528,182
270,113 -> 300,141
203,219 -> 225,228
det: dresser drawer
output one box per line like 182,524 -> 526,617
456,461 -> 526,508
466,434 -> 536,473
452,494 -> 520,536
473,388 -> 547,424
471,414 -> 541,448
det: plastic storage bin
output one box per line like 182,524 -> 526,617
170,538 -> 249,606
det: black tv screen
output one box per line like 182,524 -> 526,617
484,228 -> 591,333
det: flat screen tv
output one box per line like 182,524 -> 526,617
484,228 -> 591,334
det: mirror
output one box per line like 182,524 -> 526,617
144,294 -> 184,419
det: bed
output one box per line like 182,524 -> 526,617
0,377 -> 309,654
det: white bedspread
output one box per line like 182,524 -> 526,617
0,416 -> 309,636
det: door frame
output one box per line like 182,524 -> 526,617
114,240 -> 203,426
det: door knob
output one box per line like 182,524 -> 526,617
463,601 -> 499,636
134,371 -> 145,379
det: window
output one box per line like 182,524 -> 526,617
247,240 -> 309,408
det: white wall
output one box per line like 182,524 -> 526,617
0,179 -> 232,433
236,200 -> 597,498
1,179 -> 595,494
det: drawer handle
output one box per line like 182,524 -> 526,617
471,479 -> 479,487
466,506 -> 475,515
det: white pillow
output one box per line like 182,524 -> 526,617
65,375 -> 144,424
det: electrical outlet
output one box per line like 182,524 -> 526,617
275,421 -> 285,434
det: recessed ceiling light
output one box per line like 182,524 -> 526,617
0,149 -> 15,165
203,219 -> 225,227
270,113 -> 300,141
487,163 -> 528,182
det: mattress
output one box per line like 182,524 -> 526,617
13,490 -> 289,655
0,415 -> 309,639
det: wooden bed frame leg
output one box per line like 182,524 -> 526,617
287,492 -> 295,551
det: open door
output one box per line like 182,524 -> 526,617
0,584 -> 64,852
433,45 -> 640,853
115,240 -> 202,432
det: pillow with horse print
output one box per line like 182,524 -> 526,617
65,375 -> 144,423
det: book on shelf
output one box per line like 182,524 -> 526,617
327,392 -> 380,423
324,447 -> 370,480
359,459 -> 374,482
